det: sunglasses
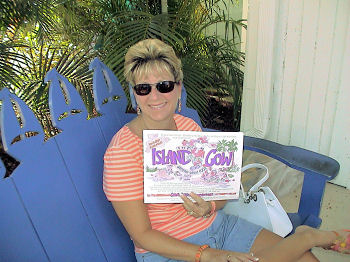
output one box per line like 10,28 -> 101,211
133,81 -> 178,96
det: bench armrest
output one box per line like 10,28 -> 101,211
243,136 -> 339,180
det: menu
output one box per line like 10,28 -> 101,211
143,130 -> 244,203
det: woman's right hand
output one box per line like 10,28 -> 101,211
201,248 -> 259,262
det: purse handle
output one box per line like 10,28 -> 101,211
240,163 -> 269,198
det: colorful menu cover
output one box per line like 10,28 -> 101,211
143,130 -> 244,203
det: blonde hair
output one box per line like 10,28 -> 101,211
124,39 -> 183,86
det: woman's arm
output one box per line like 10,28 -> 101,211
112,200 -> 258,262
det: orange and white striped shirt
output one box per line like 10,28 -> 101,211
103,114 -> 216,253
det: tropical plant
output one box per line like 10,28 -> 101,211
1,1 -> 98,137
101,0 -> 245,122
1,0 -> 245,133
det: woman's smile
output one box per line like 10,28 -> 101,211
149,102 -> 167,110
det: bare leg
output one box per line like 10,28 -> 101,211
295,226 -> 349,250
249,226 -> 341,262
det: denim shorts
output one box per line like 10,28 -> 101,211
135,210 -> 263,262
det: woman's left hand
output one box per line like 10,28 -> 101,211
181,192 -> 212,218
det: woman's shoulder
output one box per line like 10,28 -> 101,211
174,114 -> 202,131
107,125 -> 140,150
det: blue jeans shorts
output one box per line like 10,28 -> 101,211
135,210 -> 263,262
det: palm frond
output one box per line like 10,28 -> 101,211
1,0 -> 246,132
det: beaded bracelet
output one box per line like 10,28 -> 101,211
195,244 -> 210,262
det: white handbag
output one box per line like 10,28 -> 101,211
222,163 -> 293,237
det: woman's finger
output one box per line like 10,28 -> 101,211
226,252 -> 259,262
189,192 -> 206,204
182,200 -> 194,212
181,195 -> 199,215
181,194 -> 212,217
226,254 -> 241,262
181,195 -> 194,208
190,193 -> 211,215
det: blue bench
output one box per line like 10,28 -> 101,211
0,58 -> 339,261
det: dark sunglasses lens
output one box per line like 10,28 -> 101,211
157,81 -> 175,93
134,84 -> 151,95
133,81 -> 176,95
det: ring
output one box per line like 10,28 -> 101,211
187,211 -> 194,215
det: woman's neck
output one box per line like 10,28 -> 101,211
128,114 -> 177,139
139,114 -> 177,131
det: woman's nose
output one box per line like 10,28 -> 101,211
148,85 -> 161,98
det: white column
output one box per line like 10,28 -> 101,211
240,0 -> 279,138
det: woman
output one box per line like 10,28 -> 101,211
103,38 -> 349,262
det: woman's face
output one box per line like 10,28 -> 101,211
133,67 -> 181,124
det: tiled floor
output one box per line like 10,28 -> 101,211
281,182 -> 350,262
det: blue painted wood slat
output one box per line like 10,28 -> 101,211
0,162 -> 49,261
46,69 -> 135,261
90,58 -> 130,143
